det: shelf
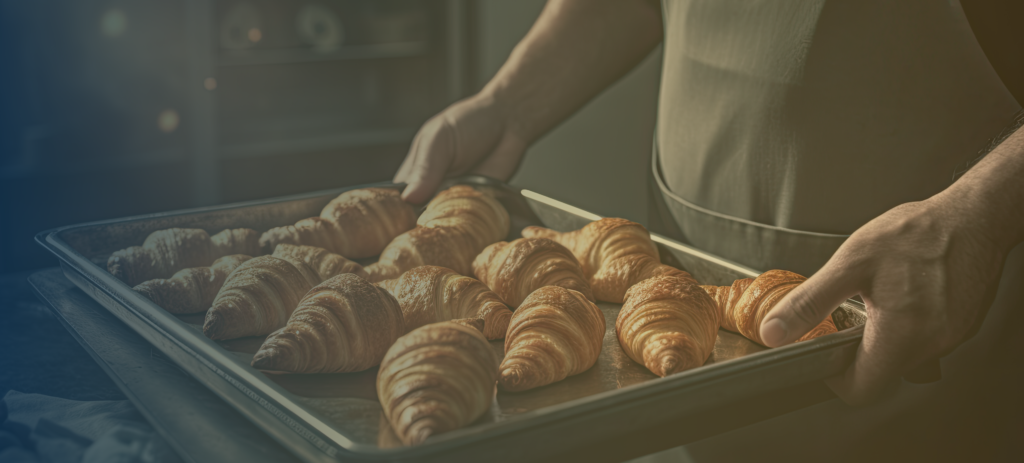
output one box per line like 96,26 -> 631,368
219,127 -> 417,159
1,148 -> 186,180
218,42 -> 428,67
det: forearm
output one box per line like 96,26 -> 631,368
481,0 -> 663,143
939,123 -> 1024,249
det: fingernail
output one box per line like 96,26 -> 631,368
761,318 -> 789,347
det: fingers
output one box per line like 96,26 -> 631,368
760,257 -> 865,347
824,307 -> 927,405
399,117 -> 457,204
393,131 -> 423,184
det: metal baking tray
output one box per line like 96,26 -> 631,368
36,176 -> 866,462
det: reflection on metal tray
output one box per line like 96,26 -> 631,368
37,175 -> 866,462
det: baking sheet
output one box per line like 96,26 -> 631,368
37,176 -> 866,462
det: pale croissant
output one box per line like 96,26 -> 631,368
522,218 -> 695,303
108,228 -> 261,286
134,255 -> 252,314
472,238 -> 594,308
377,265 -> 512,340
272,244 -> 368,280
617,275 -> 720,377
499,286 -> 605,392
252,273 -> 405,373
701,270 -> 837,346
259,188 -> 417,258
203,255 -> 324,340
377,320 -> 499,445
365,185 -> 510,282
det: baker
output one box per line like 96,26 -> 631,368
393,1 -> 1024,460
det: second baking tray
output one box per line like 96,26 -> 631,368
36,176 -> 866,462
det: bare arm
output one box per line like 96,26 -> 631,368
761,123 -> 1024,404
394,0 -> 663,203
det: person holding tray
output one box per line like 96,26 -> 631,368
392,1 -> 1024,461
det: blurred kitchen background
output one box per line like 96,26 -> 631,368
0,0 -> 660,274
1,0 -> 1019,274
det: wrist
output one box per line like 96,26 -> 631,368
936,134 -> 1024,251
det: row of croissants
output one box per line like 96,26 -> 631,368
106,185 -> 838,446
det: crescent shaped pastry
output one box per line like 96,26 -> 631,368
259,188 -> 417,258
252,273 -> 405,373
271,243 -> 368,280
415,185 -> 510,249
377,320 -> 499,445
202,255 -> 322,340
522,218 -> 695,303
617,275 -> 720,377
702,270 -> 837,346
377,265 -> 512,340
108,228 -> 261,286
365,185 -> 510,282
133,254 -> 252,314
472,238 -> 594,308
499,286 -> 605,392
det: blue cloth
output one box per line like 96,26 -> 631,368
0,391 -> 171,463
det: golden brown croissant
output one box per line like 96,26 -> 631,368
108,228 -> 261,286
365,226 -> 481,281
365,186 -> 510,282
472,238 -> 594,308
701,270 -> 837,346
499,286 -> 604,392
377,265 -> 512,340
415,185 -> 510,249
377,320 -> 499,445
203,255 -> 323,340
133,255 -> 252,314
251,273 -> 405,373
271,244 -> 368,280
522,218 -> 695,303
617,275 -> 720,377
259,188 -> 417,258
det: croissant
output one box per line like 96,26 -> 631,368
377,320 -> 499,446
364,226 -> 482,281
365,185 -> 510,282
133,254 -> 252,314
377,265 -> 513,340
522,218 -> 695,303
499,286 -> 605,392
415,185 -> 510,250
701,270 -> 837,346
472,238 -> 594,308
108,228 -> 261,286
259,188 -> 417,258
617,275 -> 720,377
203,255 -> 323,340
251,273 -> 405,373
271,244 -> 368,281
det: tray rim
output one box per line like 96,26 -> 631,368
35,178 -> 866,461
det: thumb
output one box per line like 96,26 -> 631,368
760,260 -> 864,347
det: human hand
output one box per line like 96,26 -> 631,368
758,192 -> 1015,405
393,94 -> 529,204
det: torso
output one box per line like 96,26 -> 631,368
656,0 -> 1020,236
